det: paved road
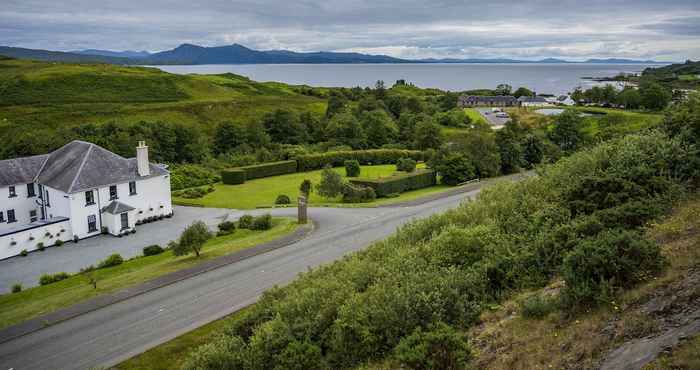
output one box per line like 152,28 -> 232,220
476,107 -> 509,128
0,188 -> 484,370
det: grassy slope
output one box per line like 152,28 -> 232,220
461,196 -> 700,370
174,164 -> 451,209
0,59 -> 326,131
0,218 -> 298,329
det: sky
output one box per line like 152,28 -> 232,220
1,0 -> 699,61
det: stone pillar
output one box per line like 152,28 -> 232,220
297,196 -> 308,224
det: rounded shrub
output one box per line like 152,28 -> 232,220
37,242 -> 45,251
238,214 -> 254,229
393,322 -> 472,370
182,335 -> 250,370
143,244 -> 165,256
54,239 -> 64,247
251,214 -> 273,230
275,194 -> 291,205
396,158 -> 417,172
12,283 -> 22,293
218,221 -> 236,232
276,340 -> 324,370
98,253 -> 124,269
344,160 -> 361,177
20,249 -> 28,257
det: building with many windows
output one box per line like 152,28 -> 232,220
0,140 -> 172,259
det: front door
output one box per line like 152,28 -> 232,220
120,212 -> 129,230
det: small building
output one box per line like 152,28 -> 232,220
556,95 -> 576,106
458,95 -> 518,107
0,140 -> 172,259
518,96 -> 553,107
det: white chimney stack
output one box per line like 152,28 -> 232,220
137,141 -> 150,177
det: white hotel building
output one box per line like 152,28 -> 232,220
0,141 -> 172,259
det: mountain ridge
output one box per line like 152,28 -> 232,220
0,43 -> 666,65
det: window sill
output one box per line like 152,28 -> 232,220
8,195 -> 17,198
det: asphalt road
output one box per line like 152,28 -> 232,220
0,188 -> 482,370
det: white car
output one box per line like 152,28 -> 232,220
495,112 -> 509,118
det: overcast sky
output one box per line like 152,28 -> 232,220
2,0 -> 699,61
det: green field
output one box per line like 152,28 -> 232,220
174,164 -> 451,209
0,217 -> 299,329
464,107 -> 489,125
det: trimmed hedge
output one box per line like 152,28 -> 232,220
240,160 -> 297,180
222,160 -> 297,185
296,149 -> 425,172
349,169 -> 437,197
221,169 -> 246,185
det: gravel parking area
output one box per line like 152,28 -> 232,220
476,107 -> 510,128
0,206 -> 234,291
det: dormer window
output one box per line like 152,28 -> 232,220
109,185 -> 118,200
9,186 -> 16,198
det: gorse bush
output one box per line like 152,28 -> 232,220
393,322 -> 472,370
184,128 -> 698,370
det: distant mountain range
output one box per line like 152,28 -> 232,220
0,44 -> 664,65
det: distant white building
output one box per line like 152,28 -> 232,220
0,141 -> 172,259
518,96 -> 554,107
556,95 -> 576,106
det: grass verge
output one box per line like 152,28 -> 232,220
0,217 -> 299,330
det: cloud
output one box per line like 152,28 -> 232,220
1,0 -> 699,60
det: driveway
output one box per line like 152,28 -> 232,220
0,206 -> 235,292
0,186 -> 491,370
476,107 -> 510,128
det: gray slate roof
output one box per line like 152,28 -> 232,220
0,141 -> 168,193
101,201 -> 136,215
518,96 -> 548,103
0,154 -> 49,188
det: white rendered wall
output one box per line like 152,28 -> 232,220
0,184 -> 41,234
0,220 -> 72,260
67,189 -> 103,240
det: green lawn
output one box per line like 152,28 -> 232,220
173,164 -> 453,209
0,217 -> 299,329
464,108 -> 489,125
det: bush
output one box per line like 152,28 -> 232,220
520,294 -> 558,319
342,183 -> 376,203
349,169 -> 437,197
561,229 -> 665,307
218,221 -> 236,232
238,214 -> 254,229
20,249 -> 28,257
276,340 -> 325,370
98,253 -> 124,269
396,158 -> 417,172
12,283 -> 22,293
393,322 -> 472,370
143,244 -> 165,256
37,242 -> 45,251
316,167 -> 345,198
275,194 -> 291,205
299,179 -> 312,197
170,164 -> 221,191
182,335 -> 250,370
251,214 -> 273,231
344,160 -> 361,177
39,272 -> 70,285
180,187 -> 208,199
221,169 -> 246,185
296,149 -> 425,171
434,153 -> 476,186
54,239 -> 64,247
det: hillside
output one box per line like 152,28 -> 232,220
0,58 -> 325,159
641,60 -> 700,89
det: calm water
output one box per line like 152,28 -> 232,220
152,63 -> 665,95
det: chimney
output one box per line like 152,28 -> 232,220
137,141 -> 150,177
